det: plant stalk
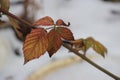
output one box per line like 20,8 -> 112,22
62,43 -> 120,80
1,7 -> 120,80
0,7 -> 33,28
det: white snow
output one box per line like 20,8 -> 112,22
0,0 -> 120,80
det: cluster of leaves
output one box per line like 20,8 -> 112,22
70,37 -> 107,57
0,0 -> 107,64
23,16 -> 74,64
23,16 -> 107,64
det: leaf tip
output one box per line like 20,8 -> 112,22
23,59 -> 30,65
48,53 -> 53,58
56,19 -> 70,27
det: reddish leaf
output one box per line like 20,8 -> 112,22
56,19 -> 70,26
47,28 -> 62,57
23,28 -> 48,64
47,27 -> 74,56
33,16 -> 54,26
57,27 -> 74,41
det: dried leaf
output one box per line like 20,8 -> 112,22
8,17 -> 24,40
84,37 -> 94,52
33,16 -> 54,26
56,19 -> 70,26
23,28 -> 48,64
0,0 -> 10,11
69,37 -> 107,56
47,28 -> 62,57
93,41 -> 107,57
0,20 -> 6,26
57,27 -> 74,41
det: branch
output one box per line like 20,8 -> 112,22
62,43 -> 120,80
0,7 -> 33,28
0,7 -> 120,80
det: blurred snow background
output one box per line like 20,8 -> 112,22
0,0 -> 120,80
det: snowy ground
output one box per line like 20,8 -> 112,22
0,0 -> 120,80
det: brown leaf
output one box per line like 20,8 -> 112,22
33,16 -> 54,26
57,27 -> 74,41
8,17 -> 24,40
47,28 -> 62,57
56,19 -> 70,26
23,28 -> 48,64
0,20 -> 6,26
0,0 -> 10,11
93,41 -> 107,57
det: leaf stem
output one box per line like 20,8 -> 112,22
62,43 -> 120,80
1,7 -> 120,80
45,27 -> 54,30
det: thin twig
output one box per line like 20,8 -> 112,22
62,43 -> 120,80
0,7 -> 33,28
